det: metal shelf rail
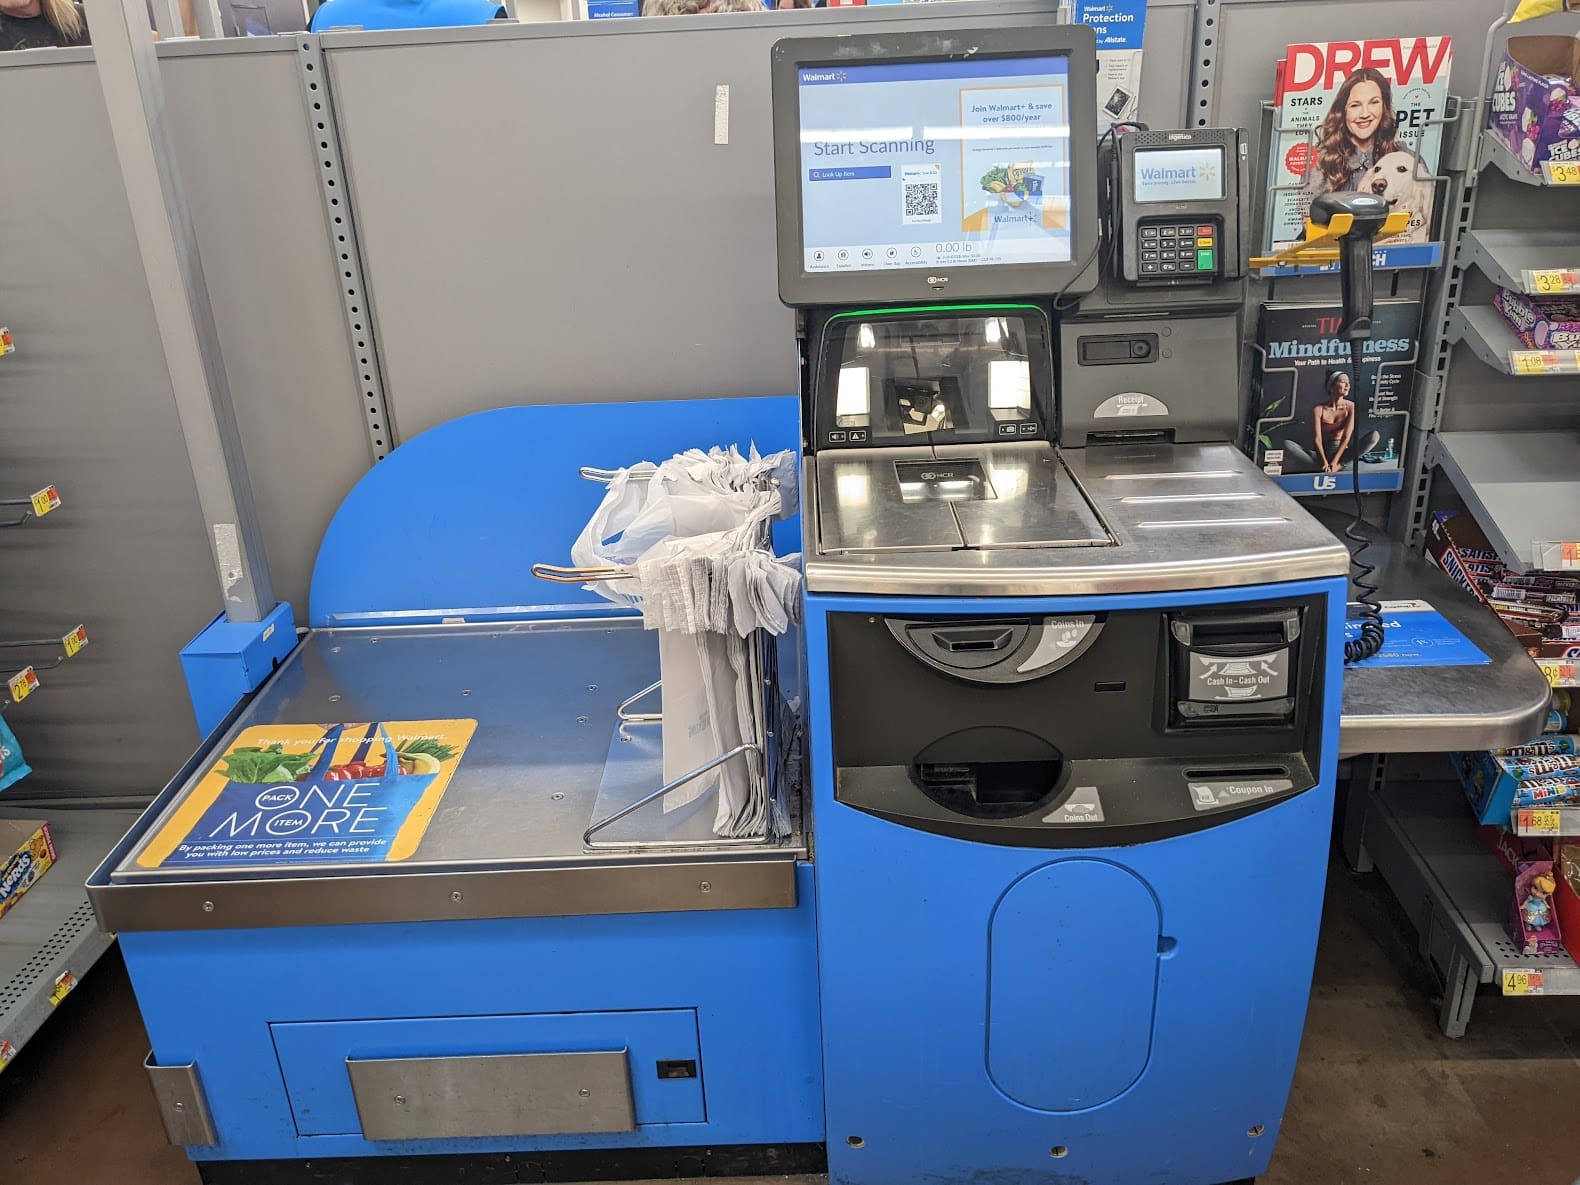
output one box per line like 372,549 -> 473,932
1458,228 -> 1580,294
1444,305 -> 1580,376
1426,430 -> 1580,575
1367,780 -> 1580,1038
0,807 -> 139,1075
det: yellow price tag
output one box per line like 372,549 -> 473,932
1502,969 -> 1545,996
47,971 -> 76,1007
1520,808 -> 1563,834
1542,160 -> 1580,185
7,667 -> 38,703
1543,661 -> 1579,688
29,485 -> 60,517
61,625 -> 88,658
1530,269 -> 1580,295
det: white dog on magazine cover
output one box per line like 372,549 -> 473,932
1366,150 -> 1433,244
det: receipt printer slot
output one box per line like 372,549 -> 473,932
1168,607 -> 1301,726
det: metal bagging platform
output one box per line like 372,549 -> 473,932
91,619 -> 804,933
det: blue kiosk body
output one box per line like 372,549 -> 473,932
89,19 -> 1357,1185
92,398 -> 831,1173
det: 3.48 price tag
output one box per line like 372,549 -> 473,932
1542,160 -> 1580,185
1502,969 -> 1545,996
7,667 -> 38,703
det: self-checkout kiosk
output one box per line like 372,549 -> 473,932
778,25 -> 1349,1185
89,20 -> 1353,1185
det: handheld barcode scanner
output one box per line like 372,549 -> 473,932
1308,191 -> 1391,346
1305,190 -> 1406,664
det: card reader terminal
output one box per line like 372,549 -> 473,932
1113,128 -> 1246,286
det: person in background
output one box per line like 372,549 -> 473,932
0,0 -> 87,50
310,0 -> 504,32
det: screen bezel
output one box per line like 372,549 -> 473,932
772,27 -> 1100,308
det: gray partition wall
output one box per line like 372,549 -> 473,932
161,40 -> 374,620
0,51 -> 216,797
0,41 -> 369,797
323,0 -> 1194,441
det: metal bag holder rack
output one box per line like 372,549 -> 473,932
533,466 -> 793,851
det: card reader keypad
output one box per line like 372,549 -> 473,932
1138,220 -> 1217,278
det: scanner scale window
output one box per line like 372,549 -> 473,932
825,310 -> 1047,445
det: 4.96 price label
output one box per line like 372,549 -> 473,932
1502,969 -> 1545,996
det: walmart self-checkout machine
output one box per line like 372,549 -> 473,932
84,21 -> 1549,1185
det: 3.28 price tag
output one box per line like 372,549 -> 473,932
7,667 -> 38,704
29,486 -> 60,517
1528,269 -> 1580,295
61,625 -> 88,658
1502,969 -> 1545,996
1542,160 -> 1580,185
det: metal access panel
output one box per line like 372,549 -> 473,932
349,1051 -> 636,1141
271,1009 -> 703,1138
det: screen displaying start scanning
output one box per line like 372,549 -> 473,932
797,55 -> 1073,274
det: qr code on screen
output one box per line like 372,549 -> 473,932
901,165 -> 942,225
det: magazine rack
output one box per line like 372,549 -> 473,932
1253,95 -> 1470,277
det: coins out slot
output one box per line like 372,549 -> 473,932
910,728 -> 1064,818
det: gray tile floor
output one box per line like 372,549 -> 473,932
2,855 -> 1578,1183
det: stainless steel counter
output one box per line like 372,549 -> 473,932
806,442 -> 1351,596
1321,511 -> 1551,757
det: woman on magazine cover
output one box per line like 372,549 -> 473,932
1301,67 -> 1401,199
1282,368 -> 1380,474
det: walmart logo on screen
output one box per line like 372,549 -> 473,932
1138,160 -> 1219,187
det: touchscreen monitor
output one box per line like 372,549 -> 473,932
773,28 -> 1100,306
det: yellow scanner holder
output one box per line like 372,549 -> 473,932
1248,210 -> 1412,271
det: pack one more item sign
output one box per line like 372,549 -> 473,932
135,720 -> 477,870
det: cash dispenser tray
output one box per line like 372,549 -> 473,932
815,443 -> 1114,555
